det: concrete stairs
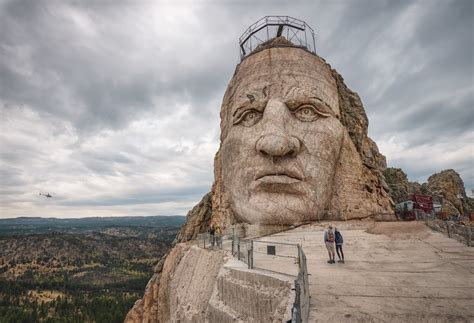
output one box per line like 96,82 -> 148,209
206,264 -> 294,322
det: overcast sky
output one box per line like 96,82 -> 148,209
1,0 -> 473,218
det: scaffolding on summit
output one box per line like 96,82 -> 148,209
238,16 -> 316,61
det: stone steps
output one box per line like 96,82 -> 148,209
207,267 -> 293,322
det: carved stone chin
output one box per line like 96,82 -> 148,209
220,48 -> 344,225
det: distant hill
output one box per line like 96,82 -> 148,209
0,216 -> 186,238
0,215 -> 186,322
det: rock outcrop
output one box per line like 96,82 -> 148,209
126,194 -> 213,323
331,72 -> 387,173
383,167 -> 473,217
173,192 -> 212,244
125,244 -> 225,323
427,169 -> 472,216
383,168 -> 410,204
327,70 -> 393,220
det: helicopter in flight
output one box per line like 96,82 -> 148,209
39,193 -> 52,198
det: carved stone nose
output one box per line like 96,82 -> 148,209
256,134 -> 300,158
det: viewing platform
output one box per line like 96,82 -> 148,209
198,220 -> 474,322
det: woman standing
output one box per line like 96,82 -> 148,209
335,227 -> 344,263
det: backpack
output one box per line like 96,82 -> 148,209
327,230 -> 335,242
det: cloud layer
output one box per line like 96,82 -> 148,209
1,0 -> 473,217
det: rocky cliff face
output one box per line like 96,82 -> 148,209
126,41 -> 395,321
173,193 -> 212,244
327,70 -> 393,220
383,167 -> 473,217
427,169 -> 472,216
125,194 -> 213,323
383,168 -> 410,204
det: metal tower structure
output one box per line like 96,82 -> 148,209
239,16 -> 316,61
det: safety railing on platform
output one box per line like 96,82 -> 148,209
421,215 -> 473,247
196,230 -> 310,322
292,245 -> 310,323
239,16 -> 316,61
196,233 -> 223,249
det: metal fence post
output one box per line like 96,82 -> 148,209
296,244 -> 301,270
447,223 -> 451,238
232,228 -> 235,255
237,238 -> 241,260
248,249 -> 251,269
250,240 -> 254,269
467,224 -> 472,247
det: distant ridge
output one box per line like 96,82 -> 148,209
1,215 -> 185,220
0,215 -> 186,236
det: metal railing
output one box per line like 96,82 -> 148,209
196,232 -> 223,249
239,16 -> 316,61
196,230 -> 311,322
422,215 -> 473,247
292,245 -> 310,323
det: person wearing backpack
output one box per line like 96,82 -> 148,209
335,227 -> 344,263
324,225 -> 336,264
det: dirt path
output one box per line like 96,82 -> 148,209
260,221 -> 474,322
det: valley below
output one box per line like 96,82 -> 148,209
0,216 -> 185,322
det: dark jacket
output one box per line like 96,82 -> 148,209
335,230 -> 343,245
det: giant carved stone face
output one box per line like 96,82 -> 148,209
220,48 -> 345,225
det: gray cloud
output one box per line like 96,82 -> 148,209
1,0 -> 472,218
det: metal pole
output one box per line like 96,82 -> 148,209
467,224 -> 472,247
232,228 -> 235,255
304,26 -> 307,49
250,240 -> 254,269
237,238 -> 241,260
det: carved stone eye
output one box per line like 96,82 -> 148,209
294,105 -> 320,122
235,109 -> 262,127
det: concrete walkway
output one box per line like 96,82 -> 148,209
255,221 -> 474,322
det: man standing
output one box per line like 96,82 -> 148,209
324,225 -> 336,264
209,226 -> 216,248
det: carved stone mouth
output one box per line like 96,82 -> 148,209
255,171 -> 302,183
256,175 -> 301,184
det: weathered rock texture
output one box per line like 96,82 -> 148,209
126,194 -> 213,323
127,39 -> 395,321
383,168 -> 410,203
383,167 -> 473,217
211,44 -> 393,228
173,192 -> 212,244
427,169 -> 472,216
125,244 -> 225,323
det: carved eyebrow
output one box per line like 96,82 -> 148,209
232,93 -> 267,117
286,96 -> 335,117
309,97 -> 335,115
232,102 -> 266,119
231,86 -> 269,116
